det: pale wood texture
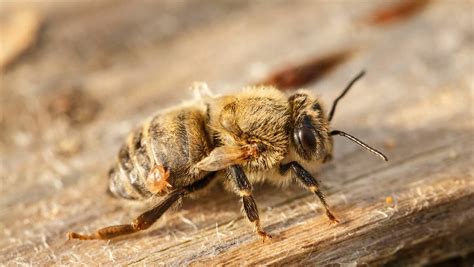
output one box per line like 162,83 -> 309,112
1,1 -> 473,265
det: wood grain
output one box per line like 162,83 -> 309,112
1,1 -> 473,265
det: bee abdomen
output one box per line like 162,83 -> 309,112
108,128 -> 154,200
107,107 -> 213,200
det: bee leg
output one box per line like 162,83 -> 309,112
280,162 -> 339,223
68,188 -> 186,240
228,165 -> 272,242
68,173 -> 216,240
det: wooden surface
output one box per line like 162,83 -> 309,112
1,1 -> 473,265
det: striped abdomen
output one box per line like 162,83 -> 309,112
108,107 -> 213,200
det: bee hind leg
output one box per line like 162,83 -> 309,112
280,161 -> 339,223
68,188 -> 186,240
68,172 -> 216,240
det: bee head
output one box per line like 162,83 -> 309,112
290,71 -> 388,163
288,93 -> 333,162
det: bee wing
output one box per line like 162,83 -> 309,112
195,145 -> 257,171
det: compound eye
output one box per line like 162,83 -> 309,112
296,126 -> 317,154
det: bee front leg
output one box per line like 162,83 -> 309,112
228,165 -> 272,242
280,162 -> 339,223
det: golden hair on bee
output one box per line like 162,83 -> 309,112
68,71 -> 387,241
201,86 -> 290,172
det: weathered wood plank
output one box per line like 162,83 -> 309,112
1,1 -> 473,265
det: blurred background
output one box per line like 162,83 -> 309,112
1,0 -> 473,265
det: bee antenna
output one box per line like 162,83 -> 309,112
328,70 -> 366,122
330,130 -> 388,161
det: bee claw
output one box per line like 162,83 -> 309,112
328,215 -> 340,225
67,231 -> 97,240
257,230 -> 273,243
325,210 -> 339,225
67,232 -> 74,240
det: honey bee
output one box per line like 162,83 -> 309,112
68,71 -> 387,241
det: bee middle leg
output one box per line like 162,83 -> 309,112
280,161 -> 339,223
68,172 -> 216,240
228,165 -> 272,242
